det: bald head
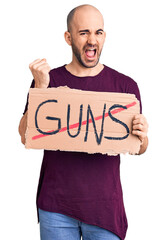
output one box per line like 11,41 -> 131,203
67,4 -> 104,32
65,4 -> 106,69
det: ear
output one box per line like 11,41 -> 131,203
103,31 -> 106,41
64,31 -> 72,46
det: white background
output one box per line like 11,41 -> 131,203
1,0 -> 167,239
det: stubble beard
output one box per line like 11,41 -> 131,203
71,41 -> 102,69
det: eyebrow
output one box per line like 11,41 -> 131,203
79,29 -> 89,33
79,29 -> 104,33
96,29 -> 104,32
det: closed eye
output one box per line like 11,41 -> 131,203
79,30 -> 89,35
80,32 -> 88,36
96,30 -> 104,35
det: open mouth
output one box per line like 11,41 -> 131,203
85,49 -> 97,58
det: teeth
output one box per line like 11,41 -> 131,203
86,49 -> 95,51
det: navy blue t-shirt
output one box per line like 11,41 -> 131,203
24,65 -> 142,240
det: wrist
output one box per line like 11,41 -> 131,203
35,83 -> 48,88
138,136 -> 148,155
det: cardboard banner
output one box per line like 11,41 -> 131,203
25,87 -> 141,155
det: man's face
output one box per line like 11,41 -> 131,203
69,7 -> 106,68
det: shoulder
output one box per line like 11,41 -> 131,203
104,65 -> 139,93
104,65 -> 136,84
104,65 -> 142,112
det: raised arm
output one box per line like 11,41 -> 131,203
18,58 -> 51,144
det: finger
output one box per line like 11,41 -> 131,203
133,118 -> 145,125
133,123 -> 144,131
133,114 -> 147,124
35,62 -> 51,72
29,58 -> 46,69
133,114 -> 142,120
30,59 -> 48,70
133,121 -> 149,133
132,129 -> 147,140
29,59 -> 41,68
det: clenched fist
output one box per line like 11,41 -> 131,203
29,58 -> 51,88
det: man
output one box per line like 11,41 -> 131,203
19,4 -> 148,240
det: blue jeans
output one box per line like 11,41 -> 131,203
38,208 -> 120,240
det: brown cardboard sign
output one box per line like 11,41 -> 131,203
25,87 -> 141,155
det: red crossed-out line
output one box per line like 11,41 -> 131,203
32,101 -> 136,140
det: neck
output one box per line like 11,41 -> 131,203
65,61 -> 104,77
